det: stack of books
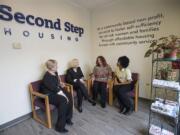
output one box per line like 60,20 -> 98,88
151,98 -> 178,118
149,124 -> 174,135
153,79 -> 180,91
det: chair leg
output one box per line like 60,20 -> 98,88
45,97 -> 52,128
31,98 -> 51,128
108,81 -> 113,106
134,83 -> 139,112
87,79 -> 92,96
134,97 -> 138,112
109,89 -> 113,106
30,93 -> 36,119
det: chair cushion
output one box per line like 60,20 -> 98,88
128,91 -> 135,97
59,75 -> 66,82
34,98 -> 55,110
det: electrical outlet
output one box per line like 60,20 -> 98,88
12,42 -> 22,49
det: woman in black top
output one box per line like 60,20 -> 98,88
40,59 -> 73,133
66,59 -> 96,113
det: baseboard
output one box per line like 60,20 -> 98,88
0,112 -> 32,131
139,97 -> 151,102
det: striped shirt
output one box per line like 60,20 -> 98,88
93,65 -> 112,82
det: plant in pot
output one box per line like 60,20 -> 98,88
144,35 -> 180,59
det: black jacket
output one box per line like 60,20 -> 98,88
66,67 -> 84,85
40,71 -> 63,96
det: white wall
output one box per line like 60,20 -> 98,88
91,0 -> 180,99
0,0 -> 92,125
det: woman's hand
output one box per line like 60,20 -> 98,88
60,82 -> 65,88
106,84 -> 109,89
80,78 -> 85,84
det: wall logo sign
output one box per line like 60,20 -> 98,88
0,4 -> 84,41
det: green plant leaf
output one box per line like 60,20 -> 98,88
157,43 -> 165,47
144,49 -> 153,57
150,41 -> 157,47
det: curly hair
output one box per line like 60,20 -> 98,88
118,56 -> 129,68
96,56 -> 107,67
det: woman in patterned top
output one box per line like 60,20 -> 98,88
92,56 -> 112,108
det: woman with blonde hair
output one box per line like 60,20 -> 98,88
40,59 -> 73,133
66,59 -> 96,113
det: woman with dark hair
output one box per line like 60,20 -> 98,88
40,59 -> 73,133
92,56 -> 112,108
114,56 -> 133,115
66,59 -> 96,113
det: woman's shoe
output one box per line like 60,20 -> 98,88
55,124 -> 69,133
88,99 -> 96,106
56,128 -> 68,133
119,106 -> 126,113
77,106 -> 83,113
123,107 -> 133,115
66,120 -> 73,125
101,103 -> 106,108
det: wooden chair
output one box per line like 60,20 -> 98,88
29,75 -> 73,129
112,73 -> 139,112
87,75 -> 114,105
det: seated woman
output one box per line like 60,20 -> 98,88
66,59 -> 96,113
114,56 -> 133,115
40,59 -> 73,133
92,56 -> 112,108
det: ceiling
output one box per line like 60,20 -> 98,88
66,0 -> 119,10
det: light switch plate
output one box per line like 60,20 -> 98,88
12,42 -> 22,49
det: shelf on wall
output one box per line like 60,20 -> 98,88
149,124 -> 174,135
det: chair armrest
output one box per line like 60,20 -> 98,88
31,91 -> 48,99
107,79 -> 113,83
86,78 -> 93,95
108,80 -> 113,93
64,83 -> 73,99
134,80 -> 139,94
64,83 -> 73,92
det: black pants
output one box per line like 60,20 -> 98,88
49,92 -> 73,130
92,81 -> 107,106
113,84 -> 133,110
73,80 -> 89,107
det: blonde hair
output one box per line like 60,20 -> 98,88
70,58 -> 79,68
45,59 -> 57,70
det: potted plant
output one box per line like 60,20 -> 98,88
144,35 -> 180,59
